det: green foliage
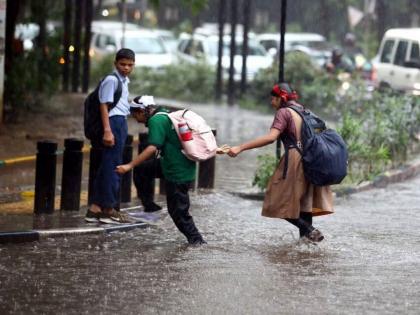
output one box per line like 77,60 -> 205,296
251,88 -> 420,188
130,61 -> 215,102
252,154 -> 278,191
245,52 -> 340,114
337,93 -> 420,183
90,55 -> 115,87
5,33 -> 62,112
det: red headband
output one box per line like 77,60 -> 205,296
271,84 -> 298,102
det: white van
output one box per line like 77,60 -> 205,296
374,28 -> 420,95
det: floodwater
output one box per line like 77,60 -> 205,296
1,102 -> 420,314
1,175 -> 420,314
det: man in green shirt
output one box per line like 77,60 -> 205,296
116,96 -> 206,245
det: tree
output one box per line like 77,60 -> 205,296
227,0 -> 238,105
215,0 -> 226,101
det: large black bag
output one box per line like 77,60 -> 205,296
84,73 -> 122,142
285,105 -> 348,186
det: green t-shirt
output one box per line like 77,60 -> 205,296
147,108 -> 196,183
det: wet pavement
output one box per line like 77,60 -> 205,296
1,175 -> 420,314
1,100 -> 420,314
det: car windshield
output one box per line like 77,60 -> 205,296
125,37 -> 167,54
208,40 -> 267,57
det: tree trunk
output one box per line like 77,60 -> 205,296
82,0 -> 93,93
227,0 -> 237,106
376,0 -> 386,44
94,0 -> 103,19
240,0 -> 251,96
5,0 -> 21,74
215,0 -> 225,101
72,0 -> 83,93
4,0 -> 23,119
31,0 -> 48,92
319,0 -> 330,40
62,0 -> 72,92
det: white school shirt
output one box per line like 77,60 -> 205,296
98,71 -> 130,117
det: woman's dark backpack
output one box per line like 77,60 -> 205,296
283,105 -> 348,186
83,73 -> 122,141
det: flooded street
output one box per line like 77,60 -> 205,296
1,102 -> 420,314
1,174 -> 420,314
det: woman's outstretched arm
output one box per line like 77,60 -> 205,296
228,128 -> 281,157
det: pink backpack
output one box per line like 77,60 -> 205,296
157,109 -> 217,161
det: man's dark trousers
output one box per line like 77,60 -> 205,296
134,159 -> 203,243
91,116 -> 127,209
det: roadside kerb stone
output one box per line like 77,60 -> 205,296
0,223 -> 148,244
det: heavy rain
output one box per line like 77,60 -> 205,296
1,1 -> 420,314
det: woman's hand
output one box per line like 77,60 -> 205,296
116,164 -> 132,175
103,130 -> 115,147
228,146 -> 242,157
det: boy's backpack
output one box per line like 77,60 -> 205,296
283,105 -> 348,186
84,73 -> 122,141
158,109 -> 218,162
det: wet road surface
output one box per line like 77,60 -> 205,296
1,174 -> 420,314
1,101 -> 420,314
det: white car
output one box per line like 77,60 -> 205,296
256,32 -> 331,67
151,29 -> 178,53
373,28 -> 420,95
177,33 -> 273,82
91,29 -> 175,69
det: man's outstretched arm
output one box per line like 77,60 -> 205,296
116,145 -> 157,174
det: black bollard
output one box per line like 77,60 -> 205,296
34,141 -> 58,214
60,138 -> 84,211
198,129 -> 217,189
87,144 -> 103,206
120,134 -> 133,203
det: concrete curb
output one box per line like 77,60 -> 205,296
0,223 -> 148,244
231,159 -> 420,201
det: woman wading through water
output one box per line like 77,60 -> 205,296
228,83 -> 334,242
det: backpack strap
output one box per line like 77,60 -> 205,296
280,133 -> 302,180
110,73 -> 123,110
279,105 -> 305,179
287,105 -> 315,139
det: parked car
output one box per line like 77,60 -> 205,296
91,20 -> 141,33
177,33 -> 273,82
91,28 -> 175,69
151,29 -> 178,53
256,32 -> 332,67
373,28 -> 420,95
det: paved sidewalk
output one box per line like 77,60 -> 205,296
0,205 -> 150,244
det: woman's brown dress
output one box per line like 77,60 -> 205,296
262,105 -> 334,219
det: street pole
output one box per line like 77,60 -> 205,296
278,0 -> 287,83
277,0 -> 287,159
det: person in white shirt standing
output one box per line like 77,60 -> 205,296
85,48 -> 135,224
